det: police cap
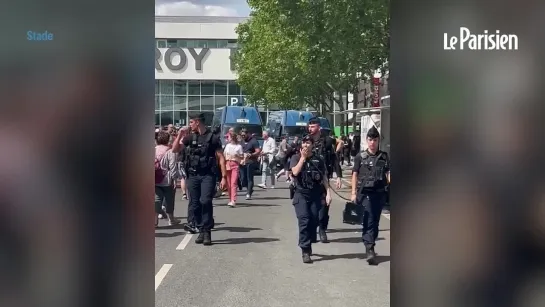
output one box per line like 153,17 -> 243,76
366,126 -> 380,139
301,135 -> 314,143
189,112 -> 205,122
308,117 -> 321,125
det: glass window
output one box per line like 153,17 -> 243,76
202,112 -> 214,126
155,111 -> 161,126
196,40 -> 208,48
174,111 -> 187,126
173,80 -> 186,95
214,96 -> 228,108
201,96 -> 214,111
177,40 -> 188,48
206,40 -> 218,48
160,110 -> 174,125
157,40 -> 166,48
217,40 -> 228,48
159,95 -> 173,111
228,81 -> 240,96
214,81 -> 227,95
201,81 -> 214,95
188,96 -> 200,111
186,40 -> 197,48
187,81 -> 200,95
159,80 -> 173,95
167,39 -> 177,48
173,96 -> 186,111
155,96 -> 160,110
155,80 -> 159,95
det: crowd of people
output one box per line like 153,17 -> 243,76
154,115 -> 389,264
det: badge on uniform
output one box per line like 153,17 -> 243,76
342,202 -> 364,225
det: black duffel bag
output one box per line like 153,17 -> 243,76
342,201 -> 364,225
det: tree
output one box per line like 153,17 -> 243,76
234,0 -> 389,113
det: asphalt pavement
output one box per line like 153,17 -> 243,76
155,170 -> 390,307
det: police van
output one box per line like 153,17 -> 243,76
266,110 -> 314,143
212,105 -> 264,146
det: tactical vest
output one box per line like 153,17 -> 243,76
296,157 -> 324,191
357,151 -> 387,191
185,132 -> 216,174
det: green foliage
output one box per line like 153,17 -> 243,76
234,0 -> 389,110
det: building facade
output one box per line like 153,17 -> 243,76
155,16 -> 271,127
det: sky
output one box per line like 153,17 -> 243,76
155,0 -> 251,17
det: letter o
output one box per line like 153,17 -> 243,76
164,48 -> 187,70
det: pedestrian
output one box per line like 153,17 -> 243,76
155,131 -> 181,227
305,117 -> 342,243
275,137 -> 289,181
290,135 -> 332,263
223,131 -> 243,207
181,113 -> 227,245
257,131 -> 276,189
350,126 -> 390,265
239,128 -> 261,200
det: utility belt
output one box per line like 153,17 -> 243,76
357,180 -> 386,195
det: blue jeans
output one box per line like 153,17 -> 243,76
239,162 -> 258,196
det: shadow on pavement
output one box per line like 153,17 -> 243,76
213,226 -> 262,233
313,253 -> 391,264
155,231 -> 185,238
229,203 -> 280,207
327,237 -> 384,243
328,228 -> 389,233
211,237 -> 280,245
256,196 -> 289,200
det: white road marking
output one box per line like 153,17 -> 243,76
176,234 -> 193,250
155,264 -> 173,291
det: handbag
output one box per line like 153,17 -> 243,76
342,201 -> 364,225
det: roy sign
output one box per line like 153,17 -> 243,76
155,47 -> 209,71
155,47 -> 236,72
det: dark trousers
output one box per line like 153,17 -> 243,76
155,185 -> 175,214
239,162 -> 258,196
318,185 -> 329,231
293,192 -> 321,251
359,192 -> 385,248
186,174 -> 216,231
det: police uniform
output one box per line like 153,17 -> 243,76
289,137 -> 328,263
352,128 -> 390,264
181,121 -> 222,245
305,125 -> 342,243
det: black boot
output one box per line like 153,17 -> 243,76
203,231 -> 212,246
302,250 -> 313,264
319,229 -> 329,243
366,246 -> 377,265
195,232 -> 205,244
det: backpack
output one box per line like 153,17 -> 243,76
155,146 -> 169,184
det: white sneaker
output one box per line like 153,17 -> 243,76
228,201 -> 236,207
245,194 -> 251,200
257,183 -> 267,189
270,186 -> 275,189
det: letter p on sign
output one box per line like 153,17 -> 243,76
230,97 -> 239,105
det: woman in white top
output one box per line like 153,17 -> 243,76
223,132 -> 244,207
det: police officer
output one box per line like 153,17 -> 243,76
290,135 -> 332,263
181,113 -> 227,245
350,126 -> 390,265
304,117 -> 342,243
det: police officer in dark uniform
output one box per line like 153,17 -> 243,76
290,135 -> 332,263
304,117 -> 342,243
350,126 -> 390,265
181,113 -> 227,245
